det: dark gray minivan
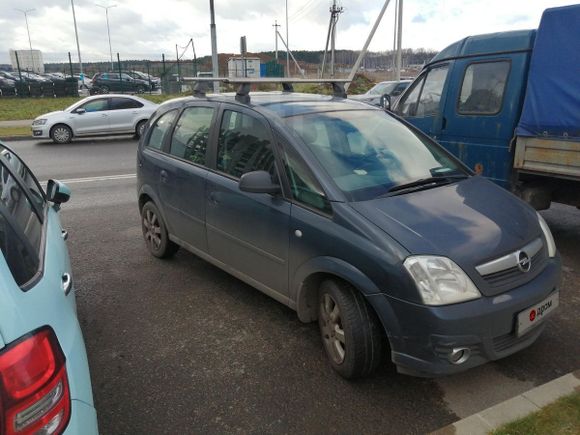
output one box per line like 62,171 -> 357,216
136,90 -> 560,379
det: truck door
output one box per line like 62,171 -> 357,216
436,57 -> 525,187
395,64 -> 450,138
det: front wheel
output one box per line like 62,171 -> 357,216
318,280 -> 385,379
50,124 -> 72,144
141,201 -> 179,258
135,120 -> 147,139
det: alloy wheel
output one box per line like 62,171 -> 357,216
320,293 -> 346,364
52,127 -> 71,143
143,208 -> 162,251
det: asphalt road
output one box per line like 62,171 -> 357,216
6,138 -> 580,434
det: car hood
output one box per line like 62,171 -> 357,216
349,94 -> 376,101
37,111 -> 64,120
349,176 -> 541,277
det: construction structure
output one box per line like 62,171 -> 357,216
9,49 -> 44,73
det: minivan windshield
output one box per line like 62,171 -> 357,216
285,110 -> 467,201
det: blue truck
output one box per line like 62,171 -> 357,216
392,4 -> 580,210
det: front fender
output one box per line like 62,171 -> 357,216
292,256 -> 382,323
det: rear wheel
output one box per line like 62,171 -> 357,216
318,280 -> 385,379
100,85 -> 109,94
137,86 -> 146,94
50,124 -> 72,144
141,201 -> 179,258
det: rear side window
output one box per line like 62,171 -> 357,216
0,163 -> 42,287
110,97 -> 144,110
146,110 -> 178,151
217,110 -> 276,178
458,61 -> 510,115
169,107 -> 214,166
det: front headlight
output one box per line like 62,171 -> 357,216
32,119 -> 47,126
537,213 -> 556,257
403,256 -> 481,306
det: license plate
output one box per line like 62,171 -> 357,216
517,291 -> 559,336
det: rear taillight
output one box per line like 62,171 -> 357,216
0,328 -> 70,435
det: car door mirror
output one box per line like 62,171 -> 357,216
75,108 -> 86,115
47,179 -> 71,208
239,171 -> 281,194
380,94 -> 392,111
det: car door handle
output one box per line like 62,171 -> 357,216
160,170 -> 168,183
61,229 -> 68,241
441,116 -> 447,130
62,273 -> 72,295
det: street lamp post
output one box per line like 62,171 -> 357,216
96,3 -> 117,70
71,0 -> 83,79
15,8 -> 35,72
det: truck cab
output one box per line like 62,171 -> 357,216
393,4 -> 580,210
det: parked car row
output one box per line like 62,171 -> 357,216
90,71 -> 160,94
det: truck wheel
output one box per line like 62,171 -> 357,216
141,201 -> 179,259
318,280 -> 385,379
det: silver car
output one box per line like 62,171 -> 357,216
31,94 -> 158,144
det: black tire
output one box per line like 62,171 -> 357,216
318,280 -> 385,379
141,201 -> 179,258
137,86 -> 146,94
100,85 -> 110,94
135,120 -> 147,139
50,124 -> 73,144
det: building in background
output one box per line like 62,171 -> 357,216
228,57 -> 261,78
9,49 -> 44,73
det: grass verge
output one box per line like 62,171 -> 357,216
492,391 -> 580,435
0,126 -> 30,138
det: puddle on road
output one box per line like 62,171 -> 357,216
436,363 -> 534,418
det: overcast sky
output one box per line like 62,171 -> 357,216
0,0 -> 574,64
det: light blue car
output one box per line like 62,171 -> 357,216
0,142 -> 98,434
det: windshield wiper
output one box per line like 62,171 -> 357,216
385,174 -> 468,196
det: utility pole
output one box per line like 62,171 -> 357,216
345,0 -> 392,91
393,0 -> 398,72
276,30 -> 305,78
96,3 -> 116,71
330,0 -> 343,77
321,1 -> 343,78
395,0 -> 403,81
285,0 -> 290,76
16,8 -> 35,72
273,20 -> 280,60
71,0 -> 83,78
209,0 -> 219,92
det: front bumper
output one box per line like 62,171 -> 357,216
367,256 -> 561,377
31,127 -> 50,138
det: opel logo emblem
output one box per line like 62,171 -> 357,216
517,251 -> 531,272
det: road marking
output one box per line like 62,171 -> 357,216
41,173 -> 137,185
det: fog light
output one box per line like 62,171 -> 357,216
448,347 -> 471,365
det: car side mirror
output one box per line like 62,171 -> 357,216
239,171 -> 281,194
380,94 -> 392,111
47,180 -> 71,209
75,108 -> 86,115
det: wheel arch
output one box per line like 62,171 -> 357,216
138,185 -> 175,235
293,258 -> 401,351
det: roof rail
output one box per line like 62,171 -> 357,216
183,77 -> 351,103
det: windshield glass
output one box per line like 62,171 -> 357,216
285,110 -> 466,201
368,82 -> 396,95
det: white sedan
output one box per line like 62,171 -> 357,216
31,94 -> 158,144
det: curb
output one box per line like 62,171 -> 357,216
0,136 -> 33,142
431,369 -> 580,435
